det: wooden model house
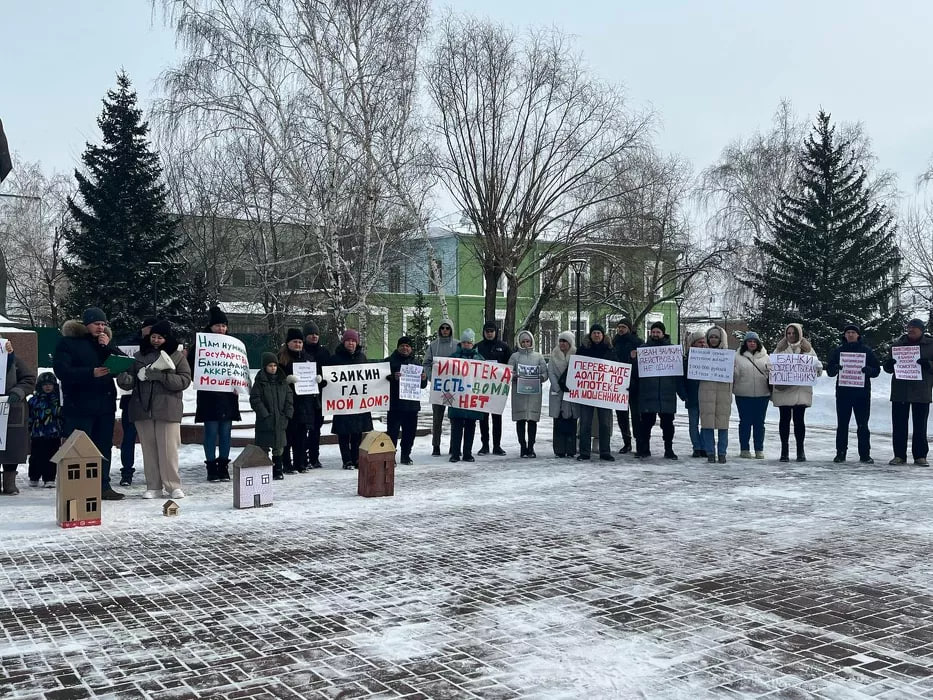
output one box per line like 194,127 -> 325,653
357,431 -> 395,498
162,500 -> 180,516
53,430 -> 103,528
232,444 -> 274,509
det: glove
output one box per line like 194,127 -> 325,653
317,376 -> 327,388
6,392 -> 21,404
137,367 -> 148,382
861,366 -> 870,374
286,374 -> 299,384
919,358 -> 925,365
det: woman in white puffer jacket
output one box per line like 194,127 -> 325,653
733,332 -> 771,459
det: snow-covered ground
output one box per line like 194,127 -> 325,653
1,373 -> 932,699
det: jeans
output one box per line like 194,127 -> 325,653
836,391 -> 871,458
203,420 -> 233,461
891,401 -> 930,459
702,428 -> 729,456
64,411 -> 116,492
687,406 -> 703,450
735,395 -> 768,451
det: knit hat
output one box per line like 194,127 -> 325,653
302,322 -> 320,337
650,321 -> 666,333
589,323 -> 605,335
208,306 -> 228,326
744,331 -> 760,343
36,371 -> 57,386
461,328 -> 476,343
286,328 -> 303,343
342,329 -> 360,344
843,324 -> 861,335
908,319 -> 926,330
397,336 -> 413,348
483,320 -> 497,332
261,351 -> 278,367
616,318 -> 633,331
82,307 -> 107,325
149,319 -> 173,338
141,317 -> 159,329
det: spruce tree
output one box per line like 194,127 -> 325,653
746,110 -> 903,358
64,72 -> 182,340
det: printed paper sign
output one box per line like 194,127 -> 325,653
398,364 -> 423,402
0,398 -> 8,451
192,333 -> 251,394
770,353 -> 819,386
322,362 -> 390,414
292,362 -> 319,396
892,345 -> 922,381
517,364 -> 542,394
0,339 -> 6,394
566,357 -> 632,410
637,345 -> 683,378
430,358 -> 512,414
838,352 -> 866,388
687,348 -> 735,383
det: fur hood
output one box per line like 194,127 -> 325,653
775,322 -> 812,354
61,319 -> 91,338
706,325 -> 729,350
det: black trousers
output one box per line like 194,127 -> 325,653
479,413 -> 503,448
431,405 -> 446,450
516,420 -> 538,449
64,411 -> 115,491
836,392 -> 871,458
637,412 -> 674,454
552,417 -> 577,456
449,417 -> 477,458
305,409 -> 324,463
284,418 -> 307,470
891,401 -> 930,460
338,432 -> 363,465
615,410 -> 632,444
778,405 -> 807,452
579,405 -> 612,457
387,410 -> 418,458
29,436 -> 60,483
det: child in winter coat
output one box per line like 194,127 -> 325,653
250,352 -> 294,480
448,329 -> 484,462
508,330 -> 548,457
27,372 -> 64,487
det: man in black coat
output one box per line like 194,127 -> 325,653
826,324 -> 880,464
385,336 -> 426,465
52,307 -> 126,500
612,318 -> 642,453
303,322 -> 331,469
476,320 -> 510,455
882,318 -> 933,466
634,321 -> 686,460
576,324 -> 615,461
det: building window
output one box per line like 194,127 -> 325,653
86,498 -> 99,513
429,258 -> 443,293
67,464 -> 80,480
245,476 -> 254,487
261,474 -> 271,484
85,464 -> 99,479
388,266 -> 402,293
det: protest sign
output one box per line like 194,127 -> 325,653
322,362 -> 390,414
892,345 -> 922,381
0,339 -> 6,394
398,363 -> 423,401
770,353 -> 819,386
517,363 -> 542,394
838,352 -> 866,388
686,347 -> 735,383
430,358 -> 511,414
192,332 -> 251,394
566,357 -> 632,410
0,399 -> 8,451
292,361 -> 319,396
636,345 -> 683,378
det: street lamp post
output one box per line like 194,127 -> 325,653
674,294 -> 685,344
570,259 -> 587,347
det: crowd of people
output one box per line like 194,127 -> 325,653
1,307 -> 932,506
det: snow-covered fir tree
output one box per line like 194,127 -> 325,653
64,72 -> 182,339
745,110 -> 903,358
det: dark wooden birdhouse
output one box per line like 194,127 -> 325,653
357,431 -> 395,498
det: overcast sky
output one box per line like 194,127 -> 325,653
4,0 -> 933,204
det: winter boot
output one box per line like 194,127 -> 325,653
707,455 -> 717,464
663,443 -> 678,460
119,468 -> 135,487
282,451 -> 297,474
216,458 -> 232,482
779,443 -> 789,463
526,423 -> 537,458
796,448 -> 806,463
2,470 -> 19,495
205,460 -> 220,482
718,454 -> 727,464
493,446 -> 507,456
477,442 -> 490,455
619,439 -> 632,454
272,456 -> 285,480
833,453 -> 846,463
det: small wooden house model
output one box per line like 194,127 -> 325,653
232,444 -> 274,509
162,500 -> 180,516
53,430 -> 103,528
357,431 -> 395,498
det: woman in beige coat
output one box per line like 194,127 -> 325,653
733,332 -> 770,458
699,326 -> 732,463
771,323 -> 822,462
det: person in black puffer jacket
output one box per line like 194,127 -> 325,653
328,329 -> 374,469
611,318 -> 643,454
634,321 -> 686,460
476,320 -> 510,455
277,328 -> 317,473
385,336 -> 426,465
826,324 -> 881,464
302,322 -> 331,469
575,324 -> 615,461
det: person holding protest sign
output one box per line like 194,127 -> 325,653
634,321 -> 685,460
882,319 -> 933,466
772,323 -> 822,462
826,324 -> 880,464
447,329 -> 484,462
547,331 -> 579,458
612,318 -> 642,454
251,352 -> 294,479
329,329 -> 374,469
385,336 -> 426,465
424,318 -> 458,456
278,329 -> 315,474
188,306 -> 241,482
117,320 -> 192,498
576,324 -> 615,461
118,317 -> 156,486
733,332 -> 771,459
683,331 -> 708,458
699,326 -> 732,464
302,322 -> 330,469
477,321 -> 510,456
53,307 -> 126,500
1,339 -> 37,495
508,330 -> 548,458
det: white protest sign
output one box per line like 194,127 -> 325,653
516,363 -> 542,394
770,353 -> 819,386
0,398 -> 8,451
430,358 -> 512,414
322,362 -> 390,414
292,362 -> 319,396
566,356 -> 632,411
892,345 -> 922,381
0,339 -> 6,394
398,363 -> 423,402
192,333 -> 251,394
637,345 -> 683,378
838,352 -> 866,388
687,347 -> 736,383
